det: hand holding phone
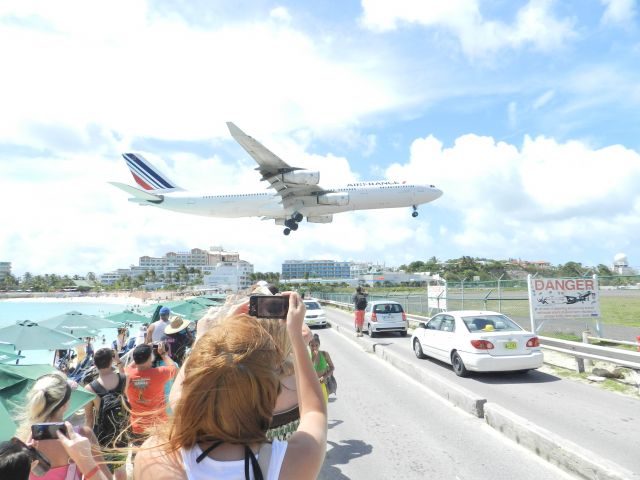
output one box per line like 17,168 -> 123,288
249,295 -> 289,319
31,422 -> 68,441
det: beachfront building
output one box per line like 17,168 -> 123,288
202,260 -> 253,292
0,262 -> 10,280
100,246 -> 253,291
282,260 -> 351,280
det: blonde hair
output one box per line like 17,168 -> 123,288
162,314 -> 284,451
16,372 -> 69,440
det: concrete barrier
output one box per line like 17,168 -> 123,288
484,403 -> 638,480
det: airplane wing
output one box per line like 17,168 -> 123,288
226,122 -> 330,206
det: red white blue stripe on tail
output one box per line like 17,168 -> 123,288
122,153 -> 182,192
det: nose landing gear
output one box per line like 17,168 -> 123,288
412,205 -> 419,218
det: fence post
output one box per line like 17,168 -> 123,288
582,331 -> 592,369
576,356 -> 585,373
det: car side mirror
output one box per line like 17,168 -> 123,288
419,322 -> 426,329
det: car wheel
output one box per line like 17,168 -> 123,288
399,330 -> 407,337
413,339 -> 426,359
451,351 -> 469,377
368,323 -> 377,338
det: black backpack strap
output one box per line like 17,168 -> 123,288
114,373 -> 126,394
90,379 -> 107,397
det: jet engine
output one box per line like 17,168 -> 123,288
317,192 -> 349,206
306,215 -> 333,223
280,170 -> 320,185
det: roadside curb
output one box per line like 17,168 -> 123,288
327,318 -> 637,480
484,403 -> 638,480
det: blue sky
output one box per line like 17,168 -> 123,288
1,0 -> 639,275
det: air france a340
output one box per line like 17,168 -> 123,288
110,123 -> 443,235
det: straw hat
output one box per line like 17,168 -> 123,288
164,315 -> 191,335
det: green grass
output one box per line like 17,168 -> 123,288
598,296 -> 640,327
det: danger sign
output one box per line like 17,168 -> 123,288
529,276 -> 600,320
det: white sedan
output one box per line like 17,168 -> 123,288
303,299 -> 327,328
411,310 -> 543,377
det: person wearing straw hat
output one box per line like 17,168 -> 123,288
164,316 -> 193,364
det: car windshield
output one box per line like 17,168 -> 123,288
462,314 -> 523,332
304,301 -> 321,310
373,303 -> 403,313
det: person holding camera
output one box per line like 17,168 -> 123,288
15,372 -> 109,480
134,292 -> 327,480
125,341 -> 177,445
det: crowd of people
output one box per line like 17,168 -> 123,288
1,286 -> 338,479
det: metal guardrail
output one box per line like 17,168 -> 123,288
318,300 -> 640,371
540,336 -> 640,371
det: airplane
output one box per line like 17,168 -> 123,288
564,291 -> 592,304
110,122 -> 443,235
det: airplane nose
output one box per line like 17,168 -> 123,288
431,187 -> 443,200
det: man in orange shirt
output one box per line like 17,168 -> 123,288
125,342 -> 177,444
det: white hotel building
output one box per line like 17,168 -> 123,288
100,246 -> 253,291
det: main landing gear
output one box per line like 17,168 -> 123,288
283,212 -> 304,235
412,205 -> 419,218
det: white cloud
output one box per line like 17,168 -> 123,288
386,133 -> 640,261
600,0 -> 637,25
270,6 -> 292,23
360,0 -> 576,58
0,1 -> 403,147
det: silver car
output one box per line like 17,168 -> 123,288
363,300 -> 408,337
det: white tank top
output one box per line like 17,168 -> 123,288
180,440 -> 288,480
151,319 -> 169,342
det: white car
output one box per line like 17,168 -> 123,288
411,310 -> 543,377
303,300 -> 327,328
363,300 -> 408,337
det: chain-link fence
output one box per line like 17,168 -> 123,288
311,275 -> 640,338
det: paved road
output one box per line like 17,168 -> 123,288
316,324 -> 575,480
324,307 -> 640,474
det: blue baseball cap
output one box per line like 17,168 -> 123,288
159,306 -> 171,315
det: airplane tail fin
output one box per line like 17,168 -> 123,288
122,153 -> 183,193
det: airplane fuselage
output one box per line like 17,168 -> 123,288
136,182 -> 442,219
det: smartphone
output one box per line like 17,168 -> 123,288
31,422 -> 68,441
249,295 -> 289,319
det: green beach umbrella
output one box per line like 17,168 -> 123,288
40,311 -> 119,335
0,344 -> 24,364
105,310 -> 150,324
0,364 -> 96,441
169,299 -> 211,321
0,321 -> 82,352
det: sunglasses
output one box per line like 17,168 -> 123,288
10,437 -> 52,477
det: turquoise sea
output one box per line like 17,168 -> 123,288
0,299 -> 144,364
